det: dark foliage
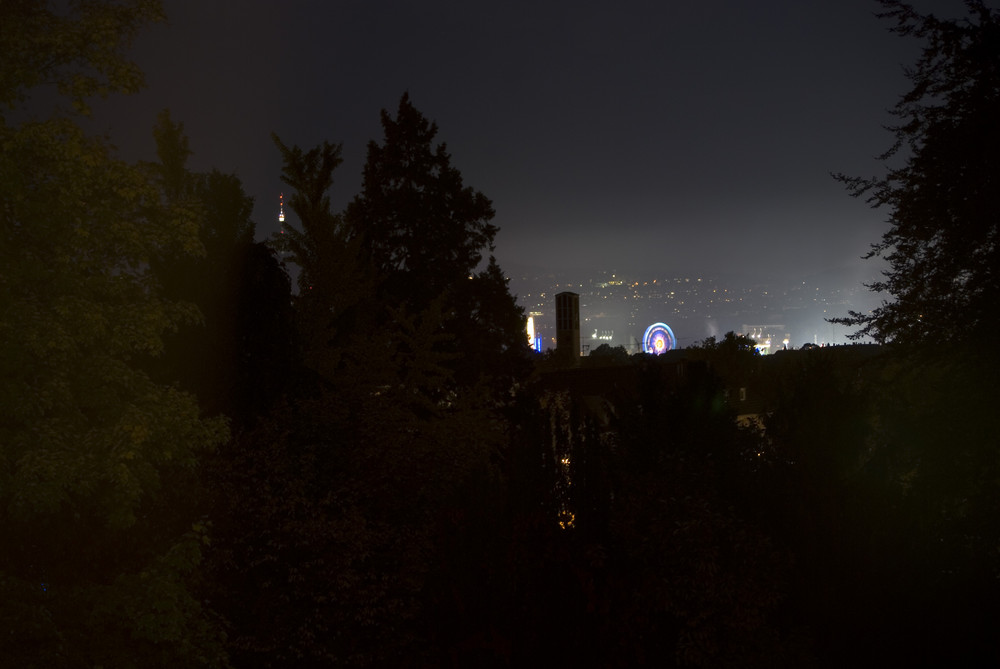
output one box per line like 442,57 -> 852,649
757,347 -> 999,667
1,5 -> 228,665
347,93 -> 498,299
345,94 -> 529,390
9,3 -> 1000,667
148,112 -> 297,430
204,94 -> 529,667
824,5 -> 1000,660
833,1 -> 1000,353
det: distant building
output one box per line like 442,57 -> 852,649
741,324 -> 789,354
556,291 -> 580,362
526,315 -> 543,352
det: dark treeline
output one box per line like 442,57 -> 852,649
2,1 -> 998,667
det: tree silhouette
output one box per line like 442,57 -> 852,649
146,112 -> 295,429
271,134 -> 378,381
271,135 -> 346,296
0,5 -> 228,665
347,92 -> 498,303
206,97 -> 526,666
0,0 -> 163,114
834,0 -> 1000,353
347,93 -> 527,389
829,6 -> 1000,659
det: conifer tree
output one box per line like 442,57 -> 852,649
346,93 -> 528,389
347,93 -> 498,302
835,0 -> 1000,354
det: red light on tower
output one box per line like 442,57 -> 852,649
278,193 -> 285,223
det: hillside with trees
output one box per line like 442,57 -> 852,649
2,1 -> 997,667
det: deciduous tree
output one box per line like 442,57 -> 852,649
0,0 -> 164,114
0,3 -> 228,665
149,112 -> 295,428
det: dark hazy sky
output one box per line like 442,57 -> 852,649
91,0 -> 968,281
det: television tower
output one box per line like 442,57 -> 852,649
275,193 -> 289,258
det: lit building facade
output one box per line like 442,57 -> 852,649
741,324 -> 789,354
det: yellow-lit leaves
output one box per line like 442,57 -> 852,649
0,0 -> 165,114
1,107 -> 225,531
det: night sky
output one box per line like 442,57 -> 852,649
91,0 -> 966,283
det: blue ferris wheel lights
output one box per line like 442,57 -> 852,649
642,322 -> 677,355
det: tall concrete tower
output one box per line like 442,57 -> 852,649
555,291 -> 580,362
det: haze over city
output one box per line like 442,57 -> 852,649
88,0 -> 969,294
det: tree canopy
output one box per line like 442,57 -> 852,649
149,111 -> 295,428
346,92 -> 499,303
834,0 -> 1000,352
276,94 -> 527,391
0,0 -> 164,114
17,3 -> 1000,665
0,3 -> 228,665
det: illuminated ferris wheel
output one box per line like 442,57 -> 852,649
642,322 -> 676,355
